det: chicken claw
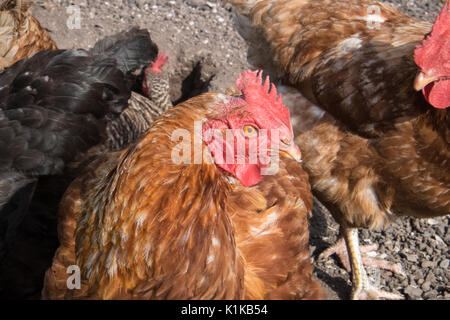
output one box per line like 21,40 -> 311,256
319,236 -> 404,275
320,227 -> 404,300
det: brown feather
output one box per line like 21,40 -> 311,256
0,2 -> 57,71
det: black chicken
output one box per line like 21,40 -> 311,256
0,27 -> 159,299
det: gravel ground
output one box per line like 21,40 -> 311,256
30,0 -> 448,300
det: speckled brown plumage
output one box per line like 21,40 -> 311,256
231,0 -> 450,229
230,0 -> 449,299
231,0 -> 435,136
296,113 -> 449,228
42,93 -> 323,300
0,0 -> 57,71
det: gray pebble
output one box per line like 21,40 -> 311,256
439,259 -> 449,269
422,281 -> 432,291
423,291 -> 438,300
404,286 -> 423,299
421,261 -> 435,268
406,254 -> 418,263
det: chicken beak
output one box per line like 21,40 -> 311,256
414,72 -> 440,91
280,142 -> 302,163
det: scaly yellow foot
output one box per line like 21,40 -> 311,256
320,227 -> 404,300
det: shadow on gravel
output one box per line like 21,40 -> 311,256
174,60 -> 215,105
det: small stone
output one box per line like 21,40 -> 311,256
418,242 -> 427,250
434,235 -> 446,246
400,278 -> 409,286
360,229 -> 370,239
435,225 -> 446,237
404,286 -> 423,299
421,281 -> 432,291
438,259 -> 449,269
406,254 -> 418,263
414,270 -> 424,279
412,220 -> 422,231
423,291 -> 438,300
421,261 -> 435,268
425,271 -> 435,283
187,0 -> 203,7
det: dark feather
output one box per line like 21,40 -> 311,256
0,27 -> 159,299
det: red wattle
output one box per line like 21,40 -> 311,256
424,79 -> 450,109
234,163 -> 263,187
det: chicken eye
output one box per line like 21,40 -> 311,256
242,125 -> 258,137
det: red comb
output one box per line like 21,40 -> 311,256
235,70 -> 285,110
146,53 -> 168,74
235,70 -> 291,128
414,1 -> 450,67
432,0 -> 450,36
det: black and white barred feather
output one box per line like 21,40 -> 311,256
107,70 -> 172,151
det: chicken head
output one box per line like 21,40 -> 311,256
202,70 -> 301,187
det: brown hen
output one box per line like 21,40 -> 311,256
228,0 -> 450,299
42,71 -> 323,300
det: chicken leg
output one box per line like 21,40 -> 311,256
321,227 -> 404,300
